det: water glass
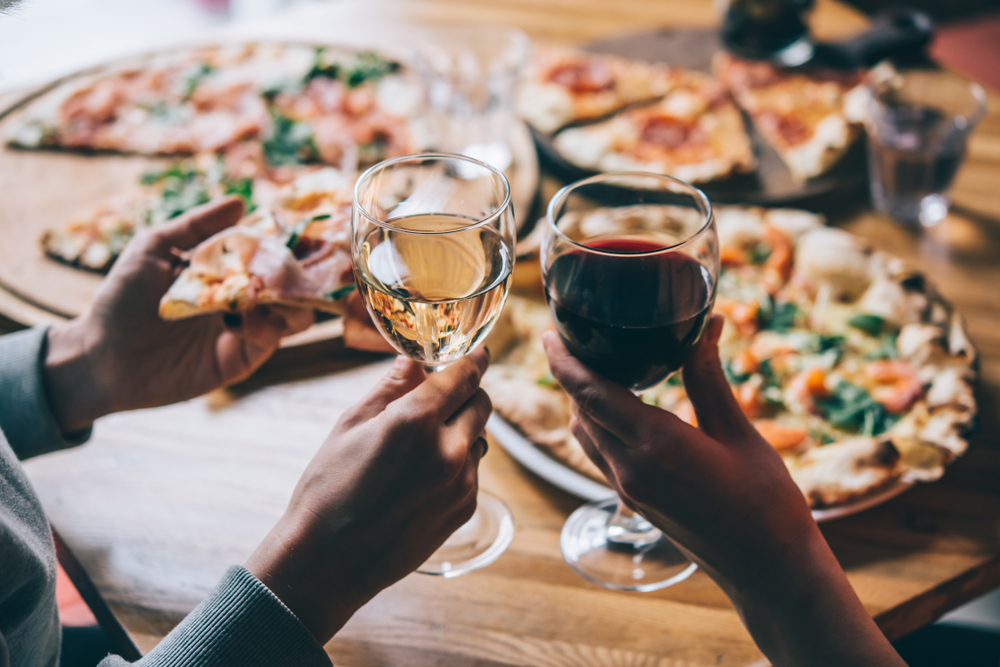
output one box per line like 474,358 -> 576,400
865,67 -> 987,228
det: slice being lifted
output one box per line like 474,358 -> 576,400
552,71 -> 756,183
159,167 -> 356,319
712,52 -> 867,181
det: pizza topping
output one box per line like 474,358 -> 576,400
546,60 -> 615,93
815,380 -> 897,436
865,360 -> 923,414
754,420 -> 809,451
639,116 -> 699,148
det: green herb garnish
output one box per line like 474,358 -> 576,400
306,49 -> 401,88
749,244 -> 772,265
867,333 -> 900,361
224,178 -> 256,211
724,362 -> 751,385
536,373 -> 558,389
286,213 -> 332,250
326,284 -> 357,301
848,313 -> 885,337
764,301 -> 799,332
263,113 -> 319,167
182,63 -> 214,98
815,381 -> 897,436
666,373 -> 684,386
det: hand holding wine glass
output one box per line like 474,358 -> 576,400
543,319 -> 908,667
351,153 -> 516,576
541,172 -> 719,591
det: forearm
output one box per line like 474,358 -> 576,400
728,528 -> 905,667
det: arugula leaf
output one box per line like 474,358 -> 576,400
182,63 -> 214,98
815,381 -> 897,436
536,373 -> 558,389
325,284 -> 357,301
223,178 -> 256,211
286,213 -> 332,250
868,333 -> 900,361
666,373 -> 684,386
306,49 -> 401,87
764,301 -> 799,332
749,244 -> 772,265
263,114 -> 319,167
848,313 -> 885,337
724,362 -> 751,385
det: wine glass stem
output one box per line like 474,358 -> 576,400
605,501 -> 662,548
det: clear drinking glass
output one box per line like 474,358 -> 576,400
866,67 -> 987,228
542,173 -> 719,591
412,26 -> 529,172
352,153 -> 516,576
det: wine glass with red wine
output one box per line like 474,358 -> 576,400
542,172 -> 719,591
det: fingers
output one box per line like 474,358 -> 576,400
146,196 -> 244,256
542,330 -> 647,445
343,290 -> 396,353
340,356 -> 427,428
681,315 -> 756,441
445,388 -> 493,444
569,413 -> 617,485
405,348 -> 490,420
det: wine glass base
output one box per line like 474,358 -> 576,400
561,497 -> 698,592
417,490 -> 514,577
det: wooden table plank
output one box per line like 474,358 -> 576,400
11,1 -> 1000,665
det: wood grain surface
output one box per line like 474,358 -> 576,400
10,1 -> 1000,665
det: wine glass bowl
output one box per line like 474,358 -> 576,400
351,153 -> 516,576
542,172 -> 719,591
353,153 -> 517,372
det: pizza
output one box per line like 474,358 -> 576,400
711,52 -> 867,181
159,166 -> 356,319
41,147 -> 277,271
11,44 -> 428,276
517,47 -> 682,133
484,206 -> 977,509
551,71 -> 755,183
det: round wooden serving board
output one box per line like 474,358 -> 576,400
531,28 -> 868,210
0,44 -> 540,329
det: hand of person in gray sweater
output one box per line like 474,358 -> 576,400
544,315 -> 906,667
42,196 -> 315,434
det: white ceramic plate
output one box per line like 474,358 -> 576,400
488,414 -> 916,524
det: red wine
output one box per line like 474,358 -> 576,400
545,237 -> 713,391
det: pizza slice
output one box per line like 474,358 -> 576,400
7,44 -> 312,155
159,167 -> 356,319
712,52 -> 867,181
518,47 -> 683,133
41,148 -> 270,272
552,72 -> 755,182
265,49 -> 427,169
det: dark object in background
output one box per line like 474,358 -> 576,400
722,0 -> 816,65
721,0 -> 933,69
893,624 -> 1000,667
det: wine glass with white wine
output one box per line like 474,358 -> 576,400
351,153 -> 516,576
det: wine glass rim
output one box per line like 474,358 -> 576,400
353,152 -> 512,235
545,172 -> 714,256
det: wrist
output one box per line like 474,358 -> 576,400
44,319 -> 112,434
246,509 -> 366,645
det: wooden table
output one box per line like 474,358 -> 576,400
8,1 -> 1000,665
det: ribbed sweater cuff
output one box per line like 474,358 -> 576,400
134,565 -> 331,667
0,327 -> 91,460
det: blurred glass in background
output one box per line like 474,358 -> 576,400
865,66 -> 986,228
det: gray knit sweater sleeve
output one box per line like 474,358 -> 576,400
98,567 -> 332,667
0,327 -> 332,667
0,327 -> 91,460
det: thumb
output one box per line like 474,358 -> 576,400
146,196 -> 245,256
339,356 -> 427,428
681,315 -> 756,442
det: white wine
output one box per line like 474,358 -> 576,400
355,214 -> 513,368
